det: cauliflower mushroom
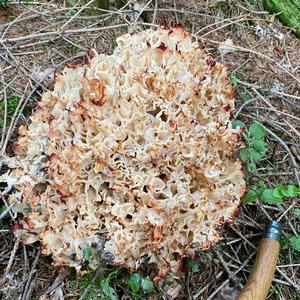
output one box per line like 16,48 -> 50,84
1,26 -> 246,275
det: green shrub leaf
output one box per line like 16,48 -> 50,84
289,236 -> 300,252
272,188 -> 283,200
249,124 -> 266,139
128,273 -> 141,294
83,247 -> 93,260
229,74 -> 238,87
278,186 -> 290,197
240,148 -> 249,162
251,140 -> 267,154
101,281 -> 118,300
249,148 -> 264,161
232,120 -> 245,129
261,189 -> 283,204
141,277 -> 154,292
248,162 -> 257,172
293,208 -> 300,217
242,91 -> 250,102
101,269 -> 121,300
187,259 -> 200,272
286,185 -> 300,197
243,190 -> 258,204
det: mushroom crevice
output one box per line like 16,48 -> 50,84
1,27 -> 246,275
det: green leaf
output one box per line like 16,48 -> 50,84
187,259 -> 200,272
232,120 -> 245,129
278,186 -> 290,198
248,162 -> 257,172
141,277 -> 154,292
261,189 -> 283,204
286,185 -> 300,197
289,236 -> 300,252
280,235 -> 290,250
101,269 -> 121,300
251,140 -> 268,154
249,124 -> 266,139
243,190 -> 258,204
128,273 -> 141,294
293,208 -> 300,217
229,74 -> 238,87
249,148 -> 264,161
107,269 -> 122,280
242,90 -> 250,102
275,183 -> 285,191
83,247 -> 93,260
272,187 -> 284,200
240,148 -> 249,162
257,187 -> 265,197
101,281 -> 118,300
257,180 -> 266,189
288,180 -> 297,186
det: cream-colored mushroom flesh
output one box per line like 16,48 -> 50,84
1,27 -> 246,276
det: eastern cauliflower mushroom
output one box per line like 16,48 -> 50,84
0,26 -> 246,276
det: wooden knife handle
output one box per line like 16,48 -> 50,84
237,221 -> 282,300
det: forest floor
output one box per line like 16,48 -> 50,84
0,0 -> 299,299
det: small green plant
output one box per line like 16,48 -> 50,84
128,273 -> 154,295
232,119 -> 246,129
239,123 -> 268,172
0,93 -> 31,128
243,183 -> 300,205
281,235 -> 300,253
241,89 -> 250,102
68,268 -> 123,300
68,271 -> 103,300
187,258 -> 200,272
289,236 -> 300,252
83,247 -> 94,260
101,268 -> 122,300
229,73 -> 238,87
293,208 -> 300,217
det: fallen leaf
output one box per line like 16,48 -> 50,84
218,38 -> 235,55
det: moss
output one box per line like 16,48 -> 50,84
68,268 -> 123,300
0,93 -> 31,128
69,271 -> 104,300
263,0 -> 300,37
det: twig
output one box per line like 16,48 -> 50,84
277,202 -> 295,222
263,125 -> 300,187
195,36 -> 300,85
4,237 -> 20,274
134,0 -> 153,23
284,121 -> 300,139
0,75 -> 9,154
192,271 -> 223,299
21,249 -> 41,300
199,15 -> 249,38
0,196 -> 20,220
205,251 -> 256,300
0,23 -> 129,43
214,249 -> 243,289
152,0 -> 158,24
275,267 -> 300,290
235,98 -> 256,117
251,88 -> 300,121
60,0 -> 96,31
44,267 -> 72,295
0,83 -> 29,155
